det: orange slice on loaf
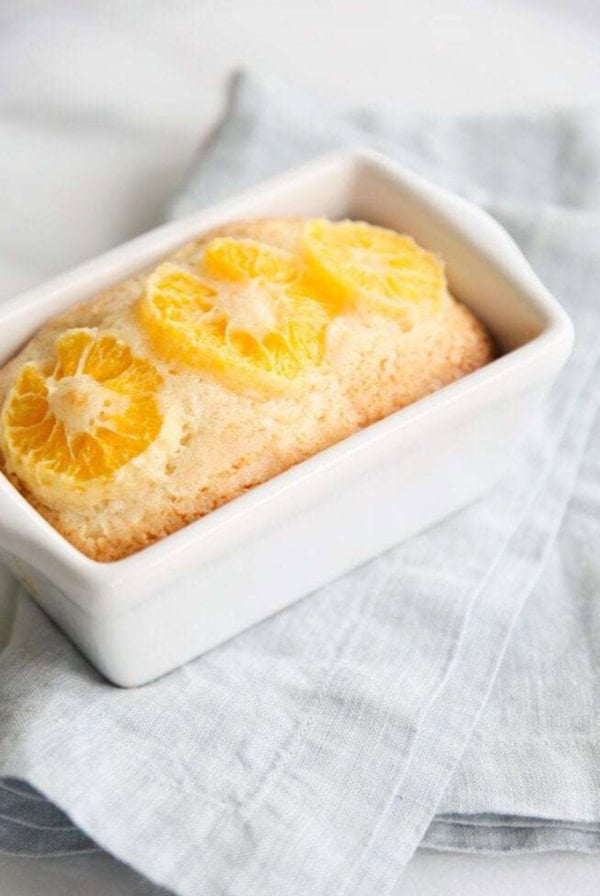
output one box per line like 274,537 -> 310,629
1,329 -> 163,489
139,238 -> 329,395
303,219 -> 446,327
203,237 -> 300,285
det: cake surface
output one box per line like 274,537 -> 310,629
0,218 -> 495,561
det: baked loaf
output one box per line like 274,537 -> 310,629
0,218 -> 494,561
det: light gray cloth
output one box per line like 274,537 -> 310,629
1,71 -> 600,894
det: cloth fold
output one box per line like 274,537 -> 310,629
1,72 -> 600,894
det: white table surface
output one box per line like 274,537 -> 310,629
1,1 -> 599,893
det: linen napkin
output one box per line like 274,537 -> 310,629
1,71 -> 600,895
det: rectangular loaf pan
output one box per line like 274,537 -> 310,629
0,149 -> 573,686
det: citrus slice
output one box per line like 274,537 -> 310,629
1,329 -> 163,488
139,239 -> 329,394
303,219 -> 446,326
203,237 -> 299,285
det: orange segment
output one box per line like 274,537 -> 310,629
203,237 -> 299,285
2,329 -> 163,488
139,242 -> 329,394
303,219 -> 446,326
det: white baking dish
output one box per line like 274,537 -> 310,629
0,149 -> 573,686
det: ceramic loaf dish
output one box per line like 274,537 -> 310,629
0,150 -> 573,686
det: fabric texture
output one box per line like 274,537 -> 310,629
1,71 -> 600,894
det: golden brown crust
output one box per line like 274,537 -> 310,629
0,218 -> 495,562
